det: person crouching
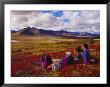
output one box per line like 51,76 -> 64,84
61,52 -> 74,67
40,52 -> 53,69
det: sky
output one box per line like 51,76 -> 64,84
11,10 -> 100,34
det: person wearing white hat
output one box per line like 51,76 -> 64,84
61,51 -> 74,67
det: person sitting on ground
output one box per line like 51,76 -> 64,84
82,43 -> 90,64
61,52 -> 74,67
40,52 -> 53,69
76,45 -> 83,59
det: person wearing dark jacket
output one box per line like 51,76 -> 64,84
76,45 -> 83,59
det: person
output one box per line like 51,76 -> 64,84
76,45 -> 83,59
61,52 -> 74,67
40,52 -> 53,69
82,43 -> 90,64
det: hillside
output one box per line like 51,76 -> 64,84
11,27 -> 100,38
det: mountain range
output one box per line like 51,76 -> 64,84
11,27 -> 100,38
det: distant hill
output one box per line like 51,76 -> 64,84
18,27 -> 40,35
11,27 -> 100,38
11,30 -> 18,33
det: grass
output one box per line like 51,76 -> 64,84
11,35 -> 100,77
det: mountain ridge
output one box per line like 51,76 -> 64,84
11,27 -> 100,38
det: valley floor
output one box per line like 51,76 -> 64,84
11,35 -> 100,77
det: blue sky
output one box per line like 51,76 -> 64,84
40,11 -> 70,23
41,11 -> 63,17
11,10 -> 100,33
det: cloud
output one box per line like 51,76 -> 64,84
10,10 -> 100,33
11,10 -> 35,15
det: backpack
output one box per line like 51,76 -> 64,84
52,62 -> 61,71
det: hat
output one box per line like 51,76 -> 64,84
66,52 -> 72,56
